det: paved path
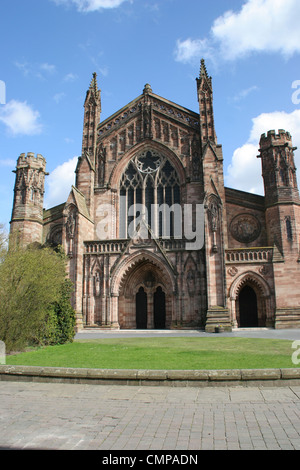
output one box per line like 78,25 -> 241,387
75,328 -> 300,341
0,381 -> 300,451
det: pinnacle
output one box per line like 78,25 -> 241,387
197,58 -> 212,90
143,83 -> 153,94
90,72 -> 98,91
200,58 -> 208,78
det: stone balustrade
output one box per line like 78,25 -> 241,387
84,238 -> 187,254
225,247 -> 273,264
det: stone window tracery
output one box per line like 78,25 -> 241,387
119,150 -> 181,238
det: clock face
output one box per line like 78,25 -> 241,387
135,150 -> 162,174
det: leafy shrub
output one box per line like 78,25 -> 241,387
0,241 -> 75,352
44,280 -> 76,346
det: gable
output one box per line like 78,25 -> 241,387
94,88 -> 202,191
96,88 -> 200,162
64,185 -> 93,222
98,89 -> 200,140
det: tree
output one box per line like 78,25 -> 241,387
0,224 -> 8,264
42,279 -> 76,346
0,241 -> 74,352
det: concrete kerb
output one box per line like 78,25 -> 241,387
0,365 -> 300,387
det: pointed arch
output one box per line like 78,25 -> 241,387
90,256 -> 103,275
111,250 -> 177,329
230,271 -> 271,301
110,249 -> 177,296
109,140 -> 186,189
229,271 -> 272,328
117,145 -> 183,238
184,252 -> 198,272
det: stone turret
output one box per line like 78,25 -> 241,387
258,129 -> 299,206
258,129 -> 300,254
10,152 -> 48,245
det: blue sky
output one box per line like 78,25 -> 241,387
1,0 -> 300,231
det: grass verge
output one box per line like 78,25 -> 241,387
5,337 -> 298,370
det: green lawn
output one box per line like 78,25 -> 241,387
5,337 -> 298,370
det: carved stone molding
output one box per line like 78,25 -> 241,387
259,265 -> 270,276
228,266 -> 238,277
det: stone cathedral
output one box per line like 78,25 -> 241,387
10,61 -> 300,331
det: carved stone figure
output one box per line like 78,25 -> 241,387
187,270 -> 195,296
208,202 -> 218,232
98,143 -> 106,186
94,272 -> 101,297
66,210 -> 76,239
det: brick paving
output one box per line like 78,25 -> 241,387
0,381 -> 299,450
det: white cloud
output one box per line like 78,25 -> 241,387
174,38 -> 214,64
53,92 -> 66,104
52,0 -> 130,12
44,156 -> 78,208
249,110 -> 300,144
0,159 -> 15,167
213,0 -> 300,61
40,63 -> 56,74
231,86 -> 259,103
175,0 -> 300,64
0,100 -> 43,136
14,61 -> 30,76
226,143 -> 263,194
225,109 -> 300,194
63,73 -> 78,82
15,61 -> 57,79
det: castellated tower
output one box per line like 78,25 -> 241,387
258,129 -> 300,255
10,152 -> 48,245
258,130 -> 300,328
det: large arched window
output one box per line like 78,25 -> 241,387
119,150 -> 181,238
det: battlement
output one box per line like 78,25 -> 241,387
16,152 -> 47,171
259,129 -> 293,150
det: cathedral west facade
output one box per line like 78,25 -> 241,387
10,61 -> 300,331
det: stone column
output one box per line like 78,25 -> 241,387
231,297 -> 238,328
110,293 -> 120,329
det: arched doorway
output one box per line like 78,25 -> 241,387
229,271 -> 273,329
238,285 -> 258,327
112,251 -> 176,330
154,286 -> 166,329
136,287 -> 147,329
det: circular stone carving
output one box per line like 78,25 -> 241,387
228,267 -> 238,277
230,214 -> 261,244
48,225 -> 63,246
